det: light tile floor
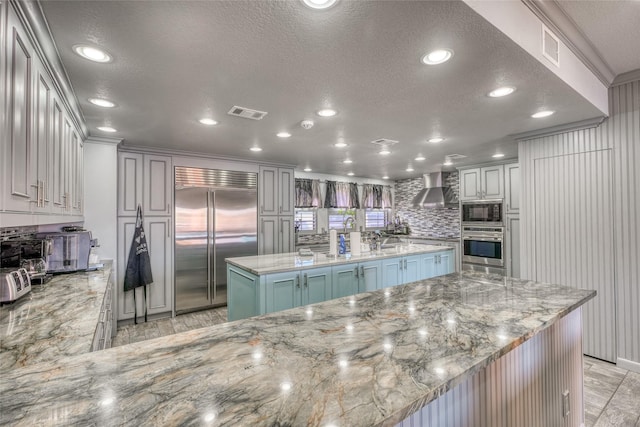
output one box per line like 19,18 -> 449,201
113,308 -> 640,426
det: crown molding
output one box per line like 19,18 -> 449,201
511,116 -> 605,141
85,136 -> 123,146
612,68 -> 640,87
521,0 -> 616,86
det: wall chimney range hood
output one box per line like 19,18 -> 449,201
411,172 -> 458,209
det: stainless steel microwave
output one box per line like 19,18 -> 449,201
461,200 -> 504,226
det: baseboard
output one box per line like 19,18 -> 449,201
617,357 -> 640,374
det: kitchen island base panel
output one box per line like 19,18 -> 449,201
397,307 -> 585,427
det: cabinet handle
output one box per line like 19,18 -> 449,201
354,267 -> 359,278
167,203 -> 170,214
304,273 -> 308,288
506,203 -> 510,212
296,276 -> 300,289
260,206 -> 264,214
279,206 -> 282,214
280,218 -> 283,234
403,259 -> 407,270
360,266 -> 364,277
261,219 -> 264,234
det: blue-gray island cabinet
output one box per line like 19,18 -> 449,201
226,245 -> 455,321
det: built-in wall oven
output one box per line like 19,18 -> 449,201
461,200 -> 503,226
462,225 -> 504,275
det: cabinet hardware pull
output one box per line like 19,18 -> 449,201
261,219 -> 264,234
280,219 -> 283,233
296,276 -> 300,289
167,203 -> 170,213
404,259 -> 407,270
360,266 -> 364,277
304,274 -> 308,288
354,267 -> 359,278
279,206 -> 282,214
260,206 -> 264,214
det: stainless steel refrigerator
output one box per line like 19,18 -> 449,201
174,167 -> 257,314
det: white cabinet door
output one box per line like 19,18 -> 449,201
143,154 -> 172,216
259,216 -> 278,255
278,168 -> 294,216
505,215 -> 520,279
117,152 -> 143,216
3,8 -> 34,212
259,166 -> 278,216
31,61 -> 53,213
51,96 -> 65,212
505,163 -> 520,214
117,216 -> 173,321
279,216 -> 294,254
459,168 -> 481,201
482,165 -> 504,199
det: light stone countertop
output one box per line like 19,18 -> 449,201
0,262 -> 112,371
226,244 -> 454,275
0,271 -> 595,426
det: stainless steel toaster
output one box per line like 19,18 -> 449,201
0,268 -> 31,303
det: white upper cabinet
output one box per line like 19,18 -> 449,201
459,165 -> 504,201
504,163 -> 520,214
143,155 -> 172,216
259,166 -> 294,216
118,152 -> 172,217
0,4 -> 84,224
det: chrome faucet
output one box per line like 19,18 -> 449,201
343,216 -> 356,234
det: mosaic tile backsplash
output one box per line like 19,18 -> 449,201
394,172 -> 460,238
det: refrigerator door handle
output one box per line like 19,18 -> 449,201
206,191 -> 212,302
210,191 -> 217,302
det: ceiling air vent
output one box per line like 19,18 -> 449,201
446,154 -> 467,160
227,106 -> 268,120
542,25 -> 560,67
370,138 -> 399,146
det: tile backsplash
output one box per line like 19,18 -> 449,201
394,172 -> 460,238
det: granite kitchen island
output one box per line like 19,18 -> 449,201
0,271 -> 594,426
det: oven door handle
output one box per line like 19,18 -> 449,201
463,237 -> 502,242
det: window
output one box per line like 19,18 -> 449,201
295,209 -> 316,232
328,208 -> 356,230
365,209 -> 388,229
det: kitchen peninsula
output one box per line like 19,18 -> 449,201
0,271 -> 594,426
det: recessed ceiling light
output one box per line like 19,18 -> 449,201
277,131 -> 291,138
250,147 -> 262,152
73,44 -> 112,63
488,86 -> 516,98
317,108 -> 337,117
302,0 -> 338,9
382,176 -> 389,180
428,137 -> 444,143
347,172 -> 354,176
415,155 -> 426,161
97,126 -> 117,133
443,158 -> 453,166
334,142 -> 348,148
379,148 -> 391,155
199,118 -> 218,126
304,167 -> 312,172
421,49 -> 454,65
343,159 -> 353,164
492,153 -> 505,158
88,98 -> 116,108
406,167 -> 414,172
531,110 -> 555,118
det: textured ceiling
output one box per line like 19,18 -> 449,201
40,0 -> 604,179
557,0 -> 640,76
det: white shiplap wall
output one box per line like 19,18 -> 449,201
397,309 -> 585,427
519,80 -> 640,370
